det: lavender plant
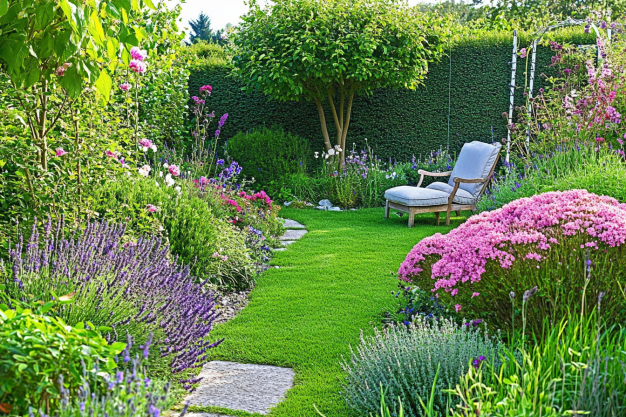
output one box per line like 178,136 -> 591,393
340,317 -> 504,417
2,219 -> 223,389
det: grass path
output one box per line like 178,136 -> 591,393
208,208 -> 464,417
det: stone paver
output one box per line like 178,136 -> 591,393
184,413 -> 235,417
281,240 -> 297,246
280,229 -> 307,241
283,219 -> 306,228
184,361 -> 295,415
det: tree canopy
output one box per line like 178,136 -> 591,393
231,0 -> 454,156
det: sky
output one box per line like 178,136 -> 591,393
175,0 -> 449,39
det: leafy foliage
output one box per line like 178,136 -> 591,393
450,313 -> 626,416
189,30 -> 593,164
0,302 -> 125,415
227,127 -> 311,189
231,0 -> 453,159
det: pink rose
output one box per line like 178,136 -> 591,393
130,47 -> 148,61
129,59 -> 147,74
56,148 -> 68,157
120,82 -> 131,91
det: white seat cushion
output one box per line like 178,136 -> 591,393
384,186 -> 450,206
448,141 -> 501,198
426,182 -> 476,205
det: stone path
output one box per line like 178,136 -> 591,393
183,220 -> 305,416
184,361 -> 295,415
275,219 -> 307,251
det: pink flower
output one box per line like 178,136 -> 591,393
146,204 -> 157,213
212,253 -> 219,258
596,137 -> 605,143
138,138 -> 154,151
119,82 -> 131,91
472,292 -> 480,298
221,255 -> 228,261
106,150 -> 119,159
519,48 -> 527,58
200,85 -> 212,94
455,304 -> 462,313
129,59 -> 147,74
168,164 -> 180,176
130,46 -> 148,61
398,190 -> 626,299
55,148 -> 68,157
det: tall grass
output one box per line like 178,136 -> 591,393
479,146 -> 626,211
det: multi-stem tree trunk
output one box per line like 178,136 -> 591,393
314,80 -> 356,167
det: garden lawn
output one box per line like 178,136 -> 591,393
206,208 -> 466,417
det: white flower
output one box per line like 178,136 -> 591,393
138,164 -> 151,177
159,171 -> 163,177
163,163 -> 169,168
314,152 -> 319,159
324,153 -> 330,159
334,145 -> 342,152
328,149 -> 335,156
155,181 -> 159,187
165,173 -> 175,187
385,174 -> 390,179
142,147 -> 149,152
150,144 -> 157,152
174,186 -> 181,194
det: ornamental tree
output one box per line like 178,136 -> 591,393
232,0 -> 453,162
0,0 -> 156,171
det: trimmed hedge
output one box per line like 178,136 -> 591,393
189,30 -> 594,161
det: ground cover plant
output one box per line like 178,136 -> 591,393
399,190 -> 626,333
207,207 -> 466,417
2,219 -> 223,391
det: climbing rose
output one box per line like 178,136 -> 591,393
119,82 -> 131,91
56,148 -> 68,157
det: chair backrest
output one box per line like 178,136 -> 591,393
448,141 -> 502,198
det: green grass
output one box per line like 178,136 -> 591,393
207,207 -> 466,417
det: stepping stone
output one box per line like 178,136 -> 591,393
280,229 -> 307,241
273,247 -> 286,252
281,240 -> 296,246
283,219 -> 306,229
184,361 -> 295,415
185,414 -> 235,417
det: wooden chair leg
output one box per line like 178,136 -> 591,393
408,209 -> 415,228
435,212 -> 440,226
455,210 -> 461,217
385,200 -> 390,219
446,208 -> 452,226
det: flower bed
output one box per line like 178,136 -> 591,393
399,190 -> 626,330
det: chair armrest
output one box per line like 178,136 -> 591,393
417,169 -> 452,177
416,170 -> 452,187
452,177 -> 486,184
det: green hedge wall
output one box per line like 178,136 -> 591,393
189,31 -> 594,162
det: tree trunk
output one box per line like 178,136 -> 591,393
315,98 -> 333,151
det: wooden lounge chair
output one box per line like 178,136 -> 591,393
384,141 -> 501,227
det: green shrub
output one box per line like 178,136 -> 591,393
340,317 -> 504,417
90,177 -> 256,290
0,301 -> 124,415
479,146 -> 626,212
227,127 -> 311,189
450,313 -> 626,417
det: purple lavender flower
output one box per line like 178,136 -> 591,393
218,113 -> 228,129
4,219 -> 223,390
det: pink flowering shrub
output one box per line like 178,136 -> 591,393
399,190 -> 626,330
